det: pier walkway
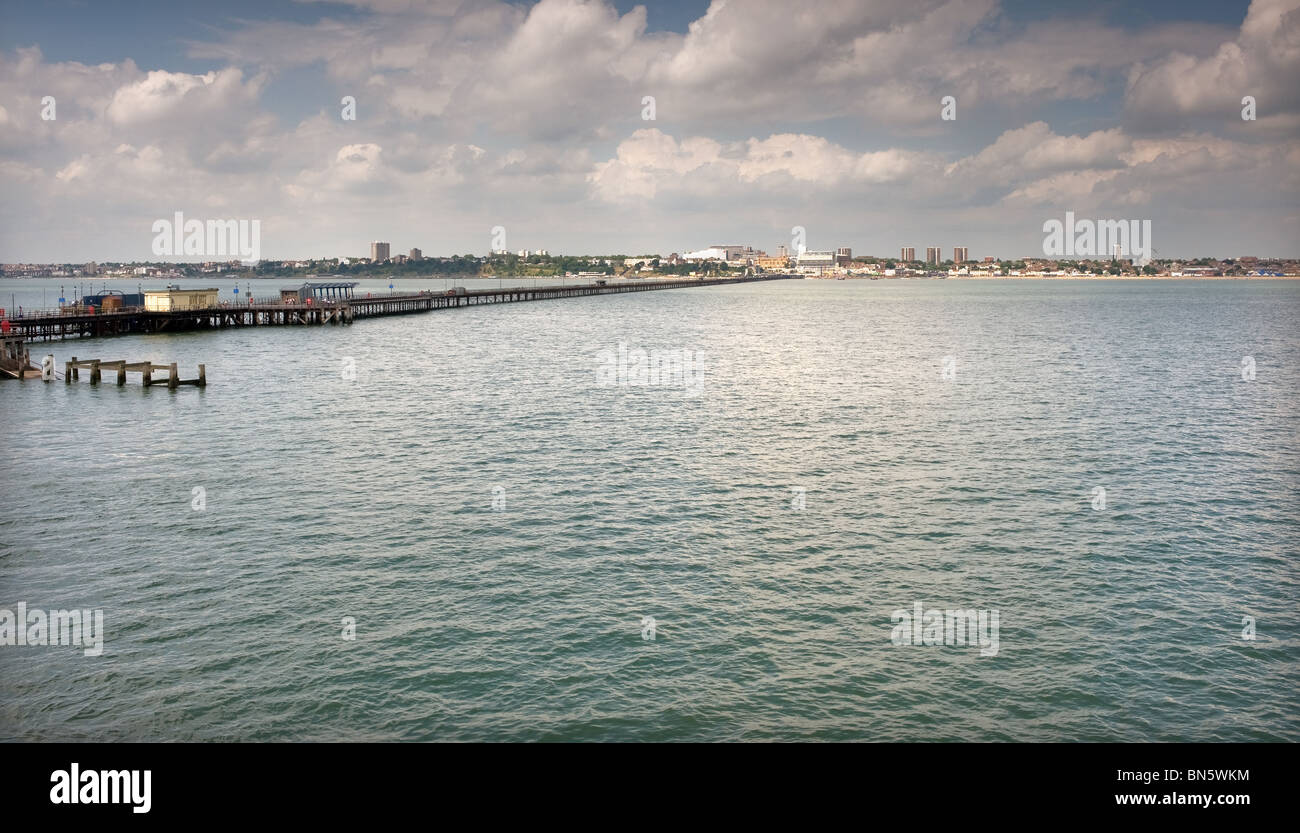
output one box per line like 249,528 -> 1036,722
5,274 -> 795,342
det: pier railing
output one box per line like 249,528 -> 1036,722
4,274 -> 798,342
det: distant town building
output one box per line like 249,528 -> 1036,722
753,256 -> 790,271
683,245 -> 760,262
370,241 -> 390,262
953,247 -> 969,263
835,247 -> 852,266
795,250 -> 837,274
409,248 -> 422,260
901,247 -> 915,262
926,247 -> 941,265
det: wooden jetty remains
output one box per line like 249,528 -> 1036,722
0,336 -> 41,380
5,274 -> 797,343
64,356 -> 206,388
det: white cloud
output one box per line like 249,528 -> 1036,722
106,68 -> 260,125
1126,0 -> 1300,128
0,0 -> 1296,260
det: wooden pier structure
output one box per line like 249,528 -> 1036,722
0,336 -> 41,379
64,357 -> 206,388
4,275 -> 796,343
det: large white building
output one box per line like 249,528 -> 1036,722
370,241 -> 390,262
681,246 -> 728,261
795,250 -> 838,274
682,244 -> 760,262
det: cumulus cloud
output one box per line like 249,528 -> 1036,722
106,68 -> 263,125
1125,0 -> 1300,130
186,0 -> 1232,138
946,122 -> 1132,185
588,128 -> 938,203
0,0 -> 1296,260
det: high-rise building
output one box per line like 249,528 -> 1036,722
370,241 -> 390,262
901,247 -> 915,262
926,247 -> 941,265
953,247 -> 969,263
409,248 -> 422,260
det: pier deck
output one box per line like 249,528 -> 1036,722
5,275 -> 795,342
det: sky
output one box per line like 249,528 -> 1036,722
0,0 -> 1297,262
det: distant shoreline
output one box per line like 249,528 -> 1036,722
4,273 -> 1298,282
928,274 -> 1298,280
812,274 -> 1300,281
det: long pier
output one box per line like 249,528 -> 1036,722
5,275 -> 796,342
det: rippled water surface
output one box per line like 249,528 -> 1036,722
1,278 -> 1298,741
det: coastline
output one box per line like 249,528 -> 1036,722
810,274 -> 1300,281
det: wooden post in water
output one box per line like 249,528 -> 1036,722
142,365 -> 152,386
117,363 -> 126,386
90,360 -> 101,384
168,362 -> 178,389
198,364 -> 206,387
65,360 -> 72,384
71,356 -> 78,380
